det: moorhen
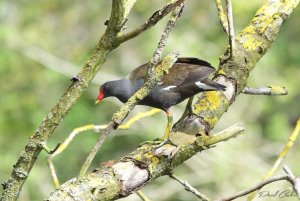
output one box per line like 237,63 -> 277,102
95,58 -> 225,146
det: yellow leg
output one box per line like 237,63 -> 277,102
163,111 -> 173,141
157,110 -> 176,147
139,110 -> 177,147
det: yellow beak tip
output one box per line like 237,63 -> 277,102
95,100 -> 100,105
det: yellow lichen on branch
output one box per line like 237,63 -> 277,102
192,91 -> 229,132
268,85 -> 288,95
47,124 -> 245,201
188,0 -> 299,135
123,0 -> 137,18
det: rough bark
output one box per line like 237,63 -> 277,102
1,0 -> 187,200
1,0 -> 133,200
46,1 -> 300,200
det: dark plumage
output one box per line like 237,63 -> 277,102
96,57 -> 225,146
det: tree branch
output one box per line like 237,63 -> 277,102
283,165 -> 300,198
46,109 -> 161,188
220,166 -> 300,201
226,0 -> 235,55
78,3 -> 184,178
1,0 -> 137,200
136,190 -> 152,201
242,86 -> 288,95
116,0 -> 185,43
178,0 -> 299,135
46,124 -> 245,200
247,118 -> 300,200
45,0 -> 299,200
220,175 -> 291,201
2,0 -> 190,199
215,0 -> 229,34
169,173 -> 210,201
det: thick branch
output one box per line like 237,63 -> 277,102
1,0 -> 188,199
45,1 -> 299,200
46,124 -> 245,200
78,4 -> 184,178
1,1 -> 138,200
179,0 -> 299,134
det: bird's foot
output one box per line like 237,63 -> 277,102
138,138 -> 162,147
138,138 -> 177,149
155,139 -> 177,148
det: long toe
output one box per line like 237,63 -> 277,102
138,139 -> 162,147
155,139 -> 177,149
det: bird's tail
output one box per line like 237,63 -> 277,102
197,79 -> 226,91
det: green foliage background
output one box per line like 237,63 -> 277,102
0,1 -> 299,200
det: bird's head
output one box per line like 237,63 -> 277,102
95,82 -> 110,104
96,80 -> 130,104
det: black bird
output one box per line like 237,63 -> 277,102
96,58 -> 225,146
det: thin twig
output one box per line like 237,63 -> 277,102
78,4 -> 184,179
136,190 -> 152,201
47,156 -> 60,188
264,118 -> 300,178
220,175 -> 291,201
242,86 -> 288,95
46,1 -> 300,200
226,0 -> 235,56
215,0 -> 229,34
222,166 -> 300,201
200,123 -> 245,146
247,118 -> 300,200
283,165 -> 300,198
283,165 -> 295,178
1,0 -> 139,199
46,109 -> 160,188
79,121 -> 117,178
116,0 -> 185,43
169,173 -> 210,201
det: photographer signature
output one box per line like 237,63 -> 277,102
258,190 -> 297,198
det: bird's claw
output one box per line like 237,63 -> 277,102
138,139 -> 162,147
156,139 -> 177,148
138,138 -> 177,149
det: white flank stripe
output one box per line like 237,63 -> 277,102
195,81 -> 215,90
162,85 -> 176,91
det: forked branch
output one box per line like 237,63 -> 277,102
1,0 -> 187,200
46,1 -> 299,200
220,166 -> 300,201
47,124 -> 245,200
78,3 -> 185,178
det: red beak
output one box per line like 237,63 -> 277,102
95,88 -> 104,104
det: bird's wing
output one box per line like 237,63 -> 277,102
160,57 -> 216,88
128,63 -> 148,83
128,57 -> 216,89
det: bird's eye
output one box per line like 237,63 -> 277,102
104,85 -> 109,90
